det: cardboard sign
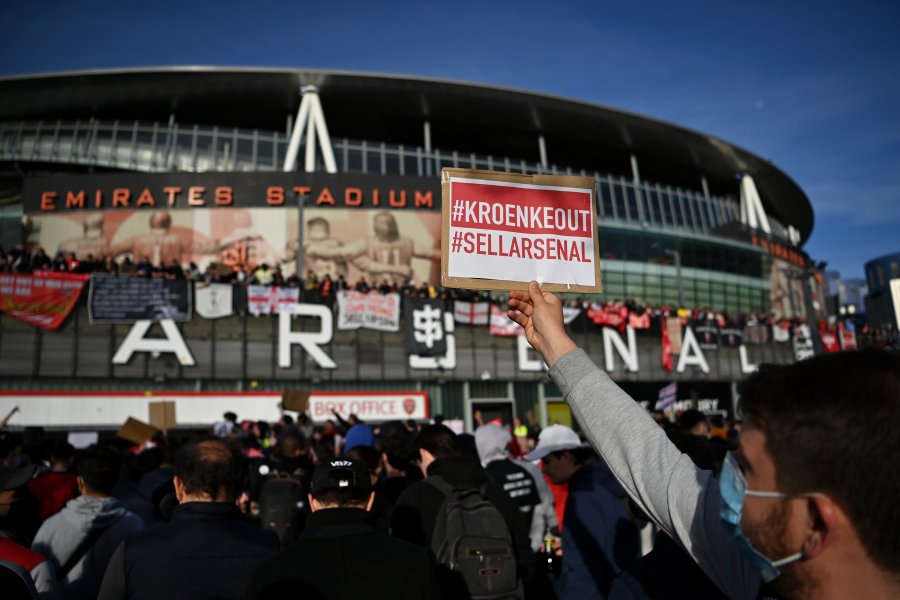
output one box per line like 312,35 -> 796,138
307,391 -> 429,423
148,401 -> 177,431
282,390 -> 310,413
441,169 -> 600,292
117,417 -> 158,445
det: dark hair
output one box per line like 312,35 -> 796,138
414,424 -> 459,459
665,430 -> 716,473
78,446 -> 121,495
345,445 -> 380,476
549,446 -> 594,466
50,441 -> 76,463
174,436 -> 246,502
738,350 -> 900,575
312,486 -> 369,508
677,409 -> 707,432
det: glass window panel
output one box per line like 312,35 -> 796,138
660,191 -> 674,226
625,185 -> 639,222
613,182 -> 627,220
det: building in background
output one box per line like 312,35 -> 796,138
0,68 -> 827,430
864,252 -> 900,331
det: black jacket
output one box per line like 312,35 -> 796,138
97,502 -> 279,600
390,455 -> 535,597
250,507 -> 440,600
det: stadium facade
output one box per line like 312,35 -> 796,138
0,68 -> 826,430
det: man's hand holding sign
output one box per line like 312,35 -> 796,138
441,169 -> 600,293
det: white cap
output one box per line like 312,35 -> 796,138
524,424 -> 588,461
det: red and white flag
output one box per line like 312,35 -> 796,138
247,285 -> 299,315
454,300 -> 490,325
490,304 -> 522,337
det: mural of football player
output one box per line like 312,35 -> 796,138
110,210 -> 193,268
305,211 -> 439,287
59,213 -> 111,259
302,216 -> 349,279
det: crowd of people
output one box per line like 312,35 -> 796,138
0,400 -> 739,600
4,244 -> 867,346
0,282 -> 898,600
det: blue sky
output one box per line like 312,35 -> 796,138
1,0 -> 897,280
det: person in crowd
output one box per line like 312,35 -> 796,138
390,424 -> 533,599
525,424 -> 638,599
253,263 -> 274,286
212,411 -> 239,438
28,441 -> 79,523
507,281 -> 900,600
474,424 -> 545,551
250,457 -> 439,599
32,446 -> 143,600
1,463 -> 60,599
98,436 -> 279,600
676,409 -> 710,437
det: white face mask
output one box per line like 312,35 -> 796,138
719,452 -> 815,583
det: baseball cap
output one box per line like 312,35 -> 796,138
310,458 -> 371,497
524,424 -> 589,461
0,464 -> 37,492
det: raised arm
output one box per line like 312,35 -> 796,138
508,281 -> 759,600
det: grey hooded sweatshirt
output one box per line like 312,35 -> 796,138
475,424 -> 556,551
549,349 -> 760,600
32,496 -> 143,599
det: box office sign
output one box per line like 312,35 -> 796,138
441,169 -> 600,293
307,391 -> 429,423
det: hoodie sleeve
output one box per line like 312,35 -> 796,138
549,349 -> 760,600
31,559 -> 60,600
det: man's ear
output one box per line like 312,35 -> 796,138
76,476 -> 86,496
801,495 -> 840,559
365,492 -> 376,512
173,475 -> 185,504
308,494 -> 319,513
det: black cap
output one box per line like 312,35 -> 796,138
310,458 -> 371,496
0,464 -> 37,492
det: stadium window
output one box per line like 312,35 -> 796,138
613,182 -> 628,221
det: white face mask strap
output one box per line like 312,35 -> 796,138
771,551 -> 804,568
744,489 -> 788,499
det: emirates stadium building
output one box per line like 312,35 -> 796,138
0,68 -> 826,430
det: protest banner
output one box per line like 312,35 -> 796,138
0,271 -> 88,329
89,276 -> 191,323
404,298 -> 447,356
336,290 -> 401,331
441,169 -> 599,292
195,283 -> 234,319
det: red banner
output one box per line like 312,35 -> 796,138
0,271 -> 89,329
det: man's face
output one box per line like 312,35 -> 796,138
541,451 -> 578,485
373,214 -> 398,242
736,423 -> 809,594
308,222 -> 329,242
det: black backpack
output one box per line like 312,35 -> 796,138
258,473 -> 306,548
427,476 -> 522,600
